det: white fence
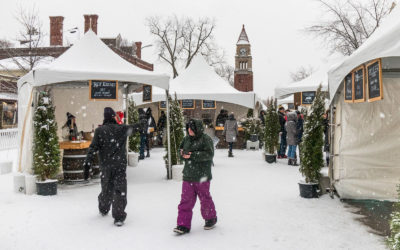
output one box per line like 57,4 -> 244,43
0,128 -> 18,151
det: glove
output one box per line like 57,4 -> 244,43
83,162 -> 90,180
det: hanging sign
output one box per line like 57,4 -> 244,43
89,80 -> 118,101
202,100 -> 216,109
301,91 -> 316,105
181,99 -> 195,109
159,101 -> 166,110
142,85 -> 152,102
367,59 -> 383,102
344,73 -> 353,103
287,103 -> 295,110
353,66 -> 365,103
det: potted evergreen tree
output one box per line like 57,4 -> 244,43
33,91 -> 61,196
128,99 -> 140,167
164,95 -> 184,180
298,85 -> 324,198
387,185 -> 400,250
264,98 -> 280,163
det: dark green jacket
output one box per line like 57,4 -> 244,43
179,119 -> 214,182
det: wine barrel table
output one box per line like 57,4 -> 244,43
60,141 -> 94,183
214,126 -> 245,149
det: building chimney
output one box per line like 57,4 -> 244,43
135,42 -> 142,59
84,14 -> 98,34
49,16 -> 64,46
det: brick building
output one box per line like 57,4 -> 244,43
234,25 -> 253,92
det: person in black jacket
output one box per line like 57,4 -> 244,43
278,106 -> 287,158
83,107 -> 141,227
138,108 -> 148,160
145,108 -> 156,157
157,111 -> 167,146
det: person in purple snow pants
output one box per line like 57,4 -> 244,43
173,119 -> 217,235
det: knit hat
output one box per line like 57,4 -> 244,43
104,107 -> 116,120
66,112 -> 75,120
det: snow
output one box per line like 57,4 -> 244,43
0,92 -> 18,101
0,148 -> 385,250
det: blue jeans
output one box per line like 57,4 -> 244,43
287,145 -> 297,159
228,142 -> 233,153
279,132 -> 287,156
140,134 -> 147,158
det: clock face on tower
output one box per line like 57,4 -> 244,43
240,48 -> 247,56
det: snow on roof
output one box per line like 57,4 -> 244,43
329,6 -> 400,99
275,68 -> 328,99
18,30 -> 169,89
277,95 -> 294,105
131,55 -> 256,108
0,92 -> 18,101
237,25 -> 250,45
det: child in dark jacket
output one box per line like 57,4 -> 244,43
174,119 -> 217,234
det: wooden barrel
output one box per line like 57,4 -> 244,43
92,152 -> 100,179
62,149 -> 88,182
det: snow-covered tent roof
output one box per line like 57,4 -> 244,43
329,7 -> 400,100
277,95 -> 294,105
17,30 -> 170,89
275,68 -> 328,99
131,56 -> 256,109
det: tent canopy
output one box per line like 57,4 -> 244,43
18,30 -> 170,90
131,56 -> 256,109
275,68 -> 328,99
328,7 -> 400,100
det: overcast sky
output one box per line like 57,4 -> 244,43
0,0 -> 340,99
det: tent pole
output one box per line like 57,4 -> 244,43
166,90 -> 172,179
18,85 -> 34,173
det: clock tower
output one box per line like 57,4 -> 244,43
234,25 -> 253,92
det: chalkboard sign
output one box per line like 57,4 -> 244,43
353,66 -> 365,103
301,91 -> 316,105
89,80 -> 118,101
159,101 -> 166,109
287,103 -> 295,110
142,85 -> 152,102
367,59 -> 383,102
344,73 -> 353,103
202,100 -> 216,109
181,99 -> 195,109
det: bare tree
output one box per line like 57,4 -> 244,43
215,64 -> 235,86
307,0 -> 393,55
0,5 -> 46,75
146,15 -> 217,78
290,65 -> 315,82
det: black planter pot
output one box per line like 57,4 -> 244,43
36,180 -> 58,196
265,154 -> 277,163
298,182 -> 319,198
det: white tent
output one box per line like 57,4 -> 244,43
277,95 -> 294,106
17,30 -> 170,174
131,56 -> 256,109
328,7 -> 400,200
275,68 -> 328,99
329,6 -> 400,100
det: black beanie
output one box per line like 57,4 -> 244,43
104,107 -> 116,120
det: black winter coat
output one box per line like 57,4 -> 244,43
278,112 -> 286,133
84,120 -> 141,170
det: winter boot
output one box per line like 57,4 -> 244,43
174,225 -> 190,235
114,220 -> 124,227
139,155 -> 145,160
228,151 -> 233,157
292,159 -> 299,166
204,218 -> 217,230
288,159 -> 292,165
146,151 -> 150,158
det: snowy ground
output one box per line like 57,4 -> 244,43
0,148 -> 386,250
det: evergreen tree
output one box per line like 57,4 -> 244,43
264,98 -> 280,154
33,91 -> 60,181
299,85 -> 324,183
164,94 -> 184,166
388,185 -> 400,250
128,99 -> 140,152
